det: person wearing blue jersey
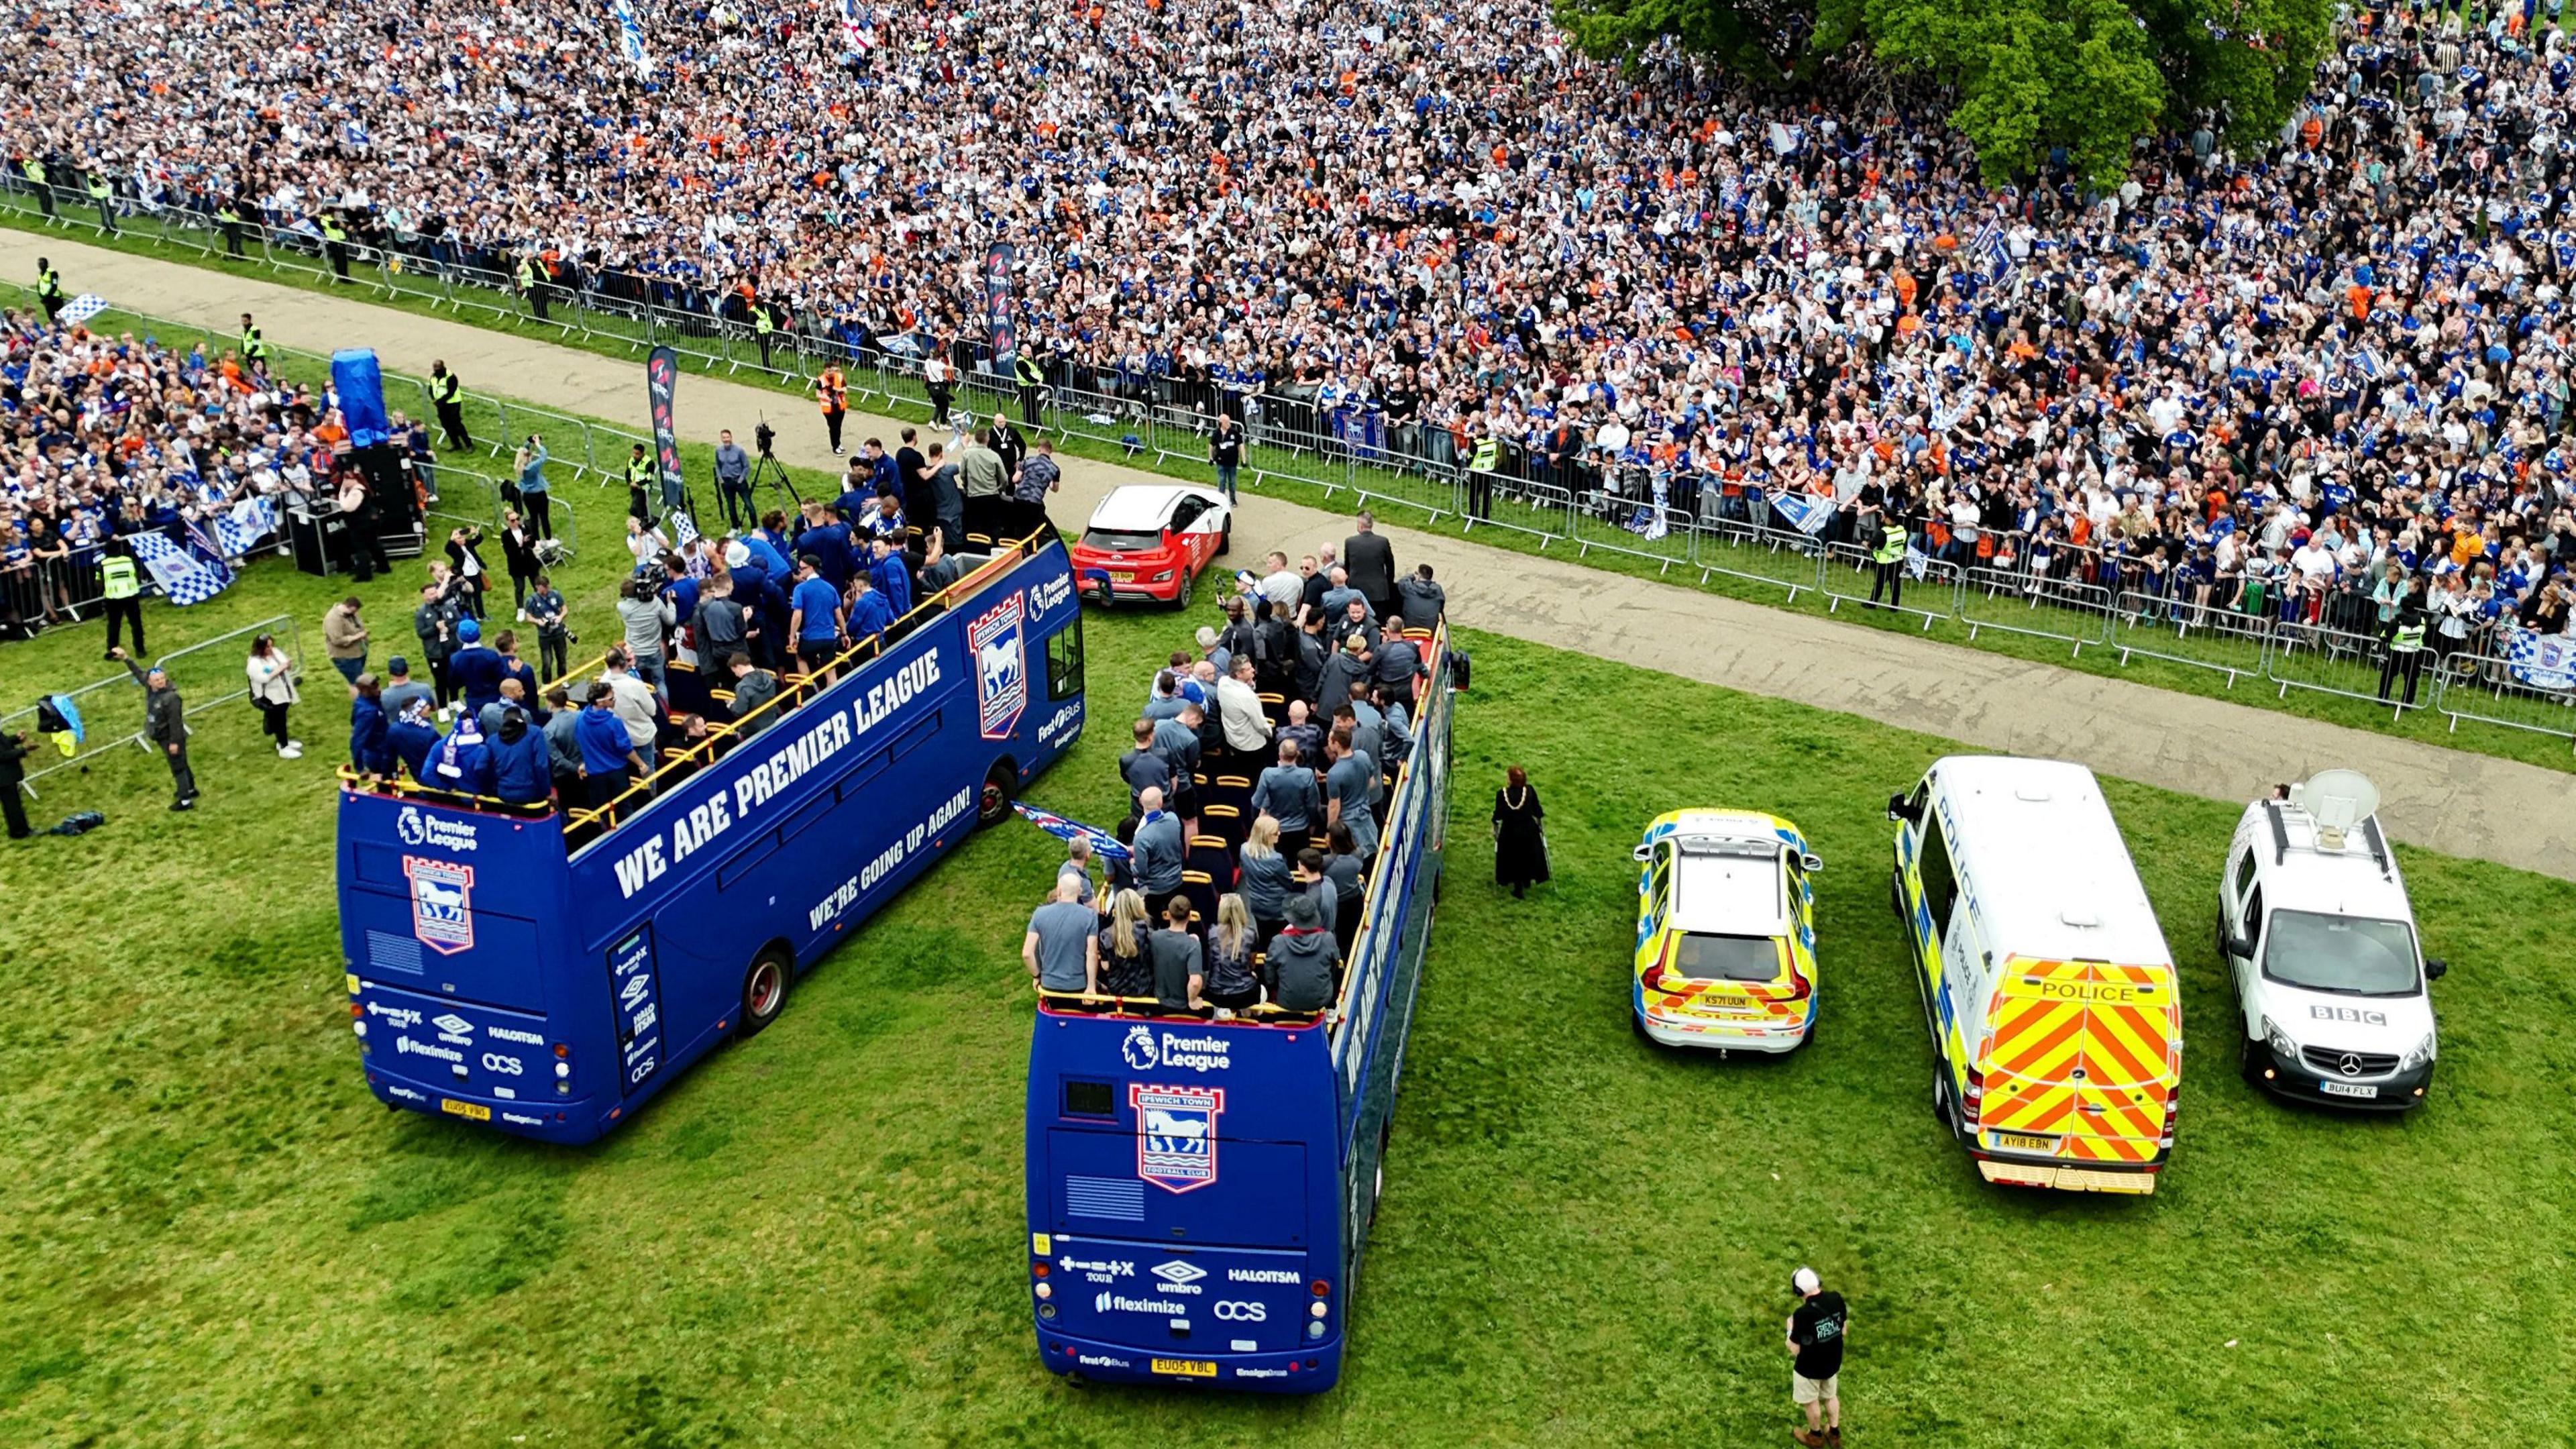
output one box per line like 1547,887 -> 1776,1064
866,536 -> 913,619
845,569 -> 898,644
789,555 -> 846,680
574,685 -> 647,813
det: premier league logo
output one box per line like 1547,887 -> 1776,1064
403,857 -> 476,956
1130,1083 -> 1225,1194
969,592 -> 1027,741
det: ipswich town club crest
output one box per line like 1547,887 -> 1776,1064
1130,1083 -> 1225,1193
403,856 -> 476,955
969,592 -> 1027,741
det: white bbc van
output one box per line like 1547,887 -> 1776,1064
2217,771 -> 2445,1110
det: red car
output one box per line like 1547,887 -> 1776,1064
1070,484 -> 1234,607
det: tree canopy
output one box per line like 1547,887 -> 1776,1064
1552,0 -> 2333,185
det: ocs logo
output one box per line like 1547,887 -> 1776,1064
1121,1024 -> 1159,1071
396,806 -> 427,845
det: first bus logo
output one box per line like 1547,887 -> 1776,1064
1130,1083 -> 1224,1194
403,856 -> 476,956
969,592 -> 1027,741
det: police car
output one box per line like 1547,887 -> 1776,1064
1068,484 -> 1232,608
1630,810 -> 1822,1053
2217,771 -> 2445,1110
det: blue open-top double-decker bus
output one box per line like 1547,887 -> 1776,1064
335,535 -> 1086,1144
1022,627 -> 1456,1393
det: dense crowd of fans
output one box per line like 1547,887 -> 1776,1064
1024,510 -> 1447,1017
12,0 -> 2576,670
0,304 -> 438,641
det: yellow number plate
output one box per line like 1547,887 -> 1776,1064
1151,1358 -> 1217,1379
1109,572 -> 1134,583
1991,1131 -> 2057,1152
440,1098 -> 492,1122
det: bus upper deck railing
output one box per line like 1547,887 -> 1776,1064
1034,983 -> 1327,1029
561,530 -> 1057,843
334,765 -> 559,820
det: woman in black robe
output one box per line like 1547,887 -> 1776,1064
1491,765 -> 1548,898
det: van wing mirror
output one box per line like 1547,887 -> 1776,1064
1886,792 -> 1916,824
1801,853 -> 1825,873
2424,957 -> 2449,981
1631,843 -> 1653,863
2226,932 -> 2254,959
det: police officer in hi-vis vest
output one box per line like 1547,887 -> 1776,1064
430,360 -> 472,451
34,258 -> 66,324
517,254 -> 549,319
625,443 -> 659,523
1014,347 -> 1047,427
1466,427 -> 1501,521
1868,514 -> 1909,611
99,535 -> 145,657
2378,581 -> 2432,706
237,313 -> 268,372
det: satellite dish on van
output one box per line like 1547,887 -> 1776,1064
2294,769 -> 2380,849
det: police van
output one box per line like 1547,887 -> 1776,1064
1888,756 -> 2184,1195
2216,771 -> 2445,1111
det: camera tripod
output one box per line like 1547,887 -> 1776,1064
749,444 -> 801,506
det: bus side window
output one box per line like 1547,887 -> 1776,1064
1063,1079 -> 1114,1117
1045,623 -> 1084,700
1917,816 -> 1960,930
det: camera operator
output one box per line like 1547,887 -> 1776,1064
525,572 -> 572,680
513,434 -> 554,539
616,566 -> 678,698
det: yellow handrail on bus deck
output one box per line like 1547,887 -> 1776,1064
334,765 -> 557,818
1324,626 -> 1446,1038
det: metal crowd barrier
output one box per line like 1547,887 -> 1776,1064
2434,649 -> 2576,738
2266,621 -> 2425,716
1819,541 -> 1957,629
2109,588 -> 2274,686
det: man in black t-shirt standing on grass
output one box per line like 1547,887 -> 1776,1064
1785,1266 -> 1847,1447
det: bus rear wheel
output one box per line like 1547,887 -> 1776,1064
738,948 -> 791,1038
978,761 -> 1017,827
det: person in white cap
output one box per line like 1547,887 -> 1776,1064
1785,1265 -> 1848,1447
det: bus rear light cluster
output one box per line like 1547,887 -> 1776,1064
1309,1279 -> 1330,1297
1033,1282 -> 1053,1301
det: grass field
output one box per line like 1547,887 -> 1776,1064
9,219 -> 2576,776
5,542 -> 2571,1446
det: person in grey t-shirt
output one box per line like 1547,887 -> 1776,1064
1148,895 -> 1207,1012
1323,727 -> 1378,860
1023,877 -> 1101,994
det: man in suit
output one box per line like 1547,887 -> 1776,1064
1340,510 -> 1398,623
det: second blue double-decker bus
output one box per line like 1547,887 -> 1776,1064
1022,627 -> 1456,1393
335,533 -> 1087,1143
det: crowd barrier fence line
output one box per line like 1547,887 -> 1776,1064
2432,649 -> 2576,738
